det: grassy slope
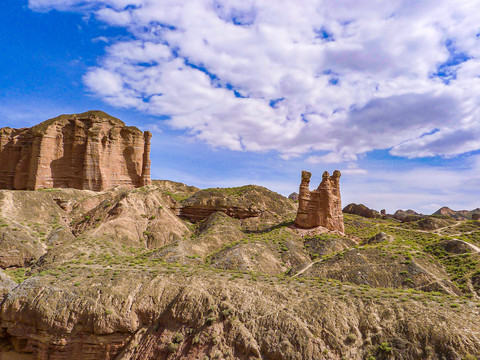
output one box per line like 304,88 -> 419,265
1,185 -> 479,359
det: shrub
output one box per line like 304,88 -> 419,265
346,333 -> 357,343
379,342 -> 392,353
168,342 -> 179,352
172,333 -> 184,343
206,317 -> 216,325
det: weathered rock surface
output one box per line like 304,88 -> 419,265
473,214 -> 480,221
294,170 -> 344,232
0,110 -> 151,191
342,203 -> 381,219
1,270 -> 479,360
0,184 -> 480,360
366,231 -> 394,244
178,185 -> 294,224
433,206 -> 480,220
34,186 -> 191,271
392,209 -> 423,222
0,270 -> 16,301
288,192 -> 299,201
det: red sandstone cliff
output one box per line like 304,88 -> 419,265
294,170 -> 344,232
0,110 -> 151,191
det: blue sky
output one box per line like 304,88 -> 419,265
1,0 -> 480,213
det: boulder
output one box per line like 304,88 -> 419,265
366,232 -> 394,244
288,192 -> 299,201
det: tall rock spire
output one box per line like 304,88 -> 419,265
294,170 -> 344,232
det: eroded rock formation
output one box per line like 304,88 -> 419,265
288,192 -> 299,201
294,170 -> 344,232
176,185 -> 295,223
343,203 -> 381,219
0,110 -> 151,191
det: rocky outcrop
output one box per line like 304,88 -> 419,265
433,207 -> 459,218
366,232 -> 394,244
288,192 -> 299,201
294,170 -> 344,232
433,207 -> 480,220
177,185 -> 295,223
392,209 -> 423,222
180,205 -> 261,222
0,110 -> 151,191
342,203 -> 381,219
0,270 -> 16,301
473,214 -> 480,221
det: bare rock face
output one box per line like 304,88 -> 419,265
392,209 -> 423,222
294,170 -> 344,232
0,110 -> 151,191
343,203 -> 381,219
177,185 -> 295,224
288,192 -> 299,201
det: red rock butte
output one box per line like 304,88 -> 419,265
0,110 -> 151,191
294,170 -> 345,232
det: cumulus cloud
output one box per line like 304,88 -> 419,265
29,0 -> 480,160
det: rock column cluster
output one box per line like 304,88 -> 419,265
294,170 -> 345,232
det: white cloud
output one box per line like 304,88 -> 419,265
29,0 -> 480,161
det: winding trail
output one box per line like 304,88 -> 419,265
292,259 -> 323,278
454,239 -> 480,253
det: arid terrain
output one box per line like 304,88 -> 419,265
0,181 -> 479,359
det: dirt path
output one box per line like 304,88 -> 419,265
454,239 -> 480,253
292,259 -> 323,278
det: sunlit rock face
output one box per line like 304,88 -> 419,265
0,110 -> 151,191
294,170 -> 344,232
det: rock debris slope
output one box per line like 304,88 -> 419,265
0,183 -> 479,359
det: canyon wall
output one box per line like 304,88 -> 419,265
0,110 -> 151,191
294,170 -> 344,232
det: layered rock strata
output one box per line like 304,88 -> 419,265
294,170 -> 344,232
0,111 -> 151,191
